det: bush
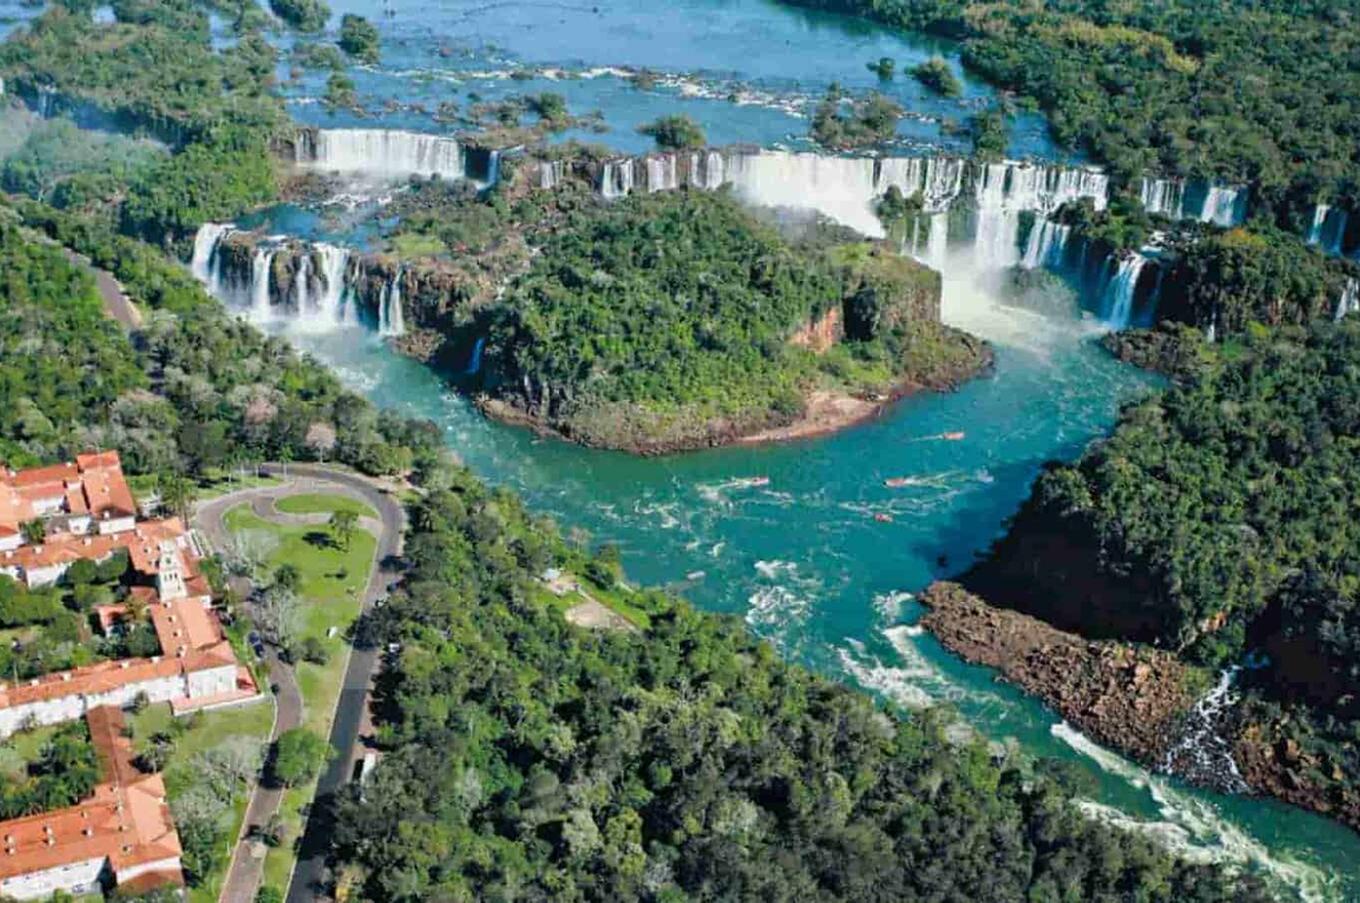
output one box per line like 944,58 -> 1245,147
269,0 -> 329,31
637,114 -> 706,150
338,14 -> 379,64
299,636 -> 330,665
911,57 -> 961,97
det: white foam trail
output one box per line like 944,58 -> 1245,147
1052,723 -> 1335,901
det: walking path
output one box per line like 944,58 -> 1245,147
63,247 -> 143,330
192,466 -> 404,903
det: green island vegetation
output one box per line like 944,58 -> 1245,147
268,0 -> 330,32
474,188 -> 987,451
968,319 -> 1360,829
968,104 -> 1008,160
636,113 -> 706,150
809,84 -> 903,148
910,55 -> 961,97
338,13 -> 379,64
866,55 -> 895,79
324,454 -> 1266,902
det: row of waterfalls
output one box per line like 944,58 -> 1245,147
189,225 -> 407,336
188,134 -> 1359,334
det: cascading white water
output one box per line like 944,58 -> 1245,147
1139,178 -> 1185,220
1103,254 -> 1148,327
1160,668 -> 1250,794
304,129 -> 466,180
600,159 -> 634,199
724,150 -> 883,236
313,243 -> 349,323
1308,204 -> 1348,256
646,155 -> 680,192
539,160 -> 566,189
190,223 -> 234,289
294,252 -> 311,313
1337,278 -> 1360,321
379,271 -> 406,337
251,249 -> 275,321
972,163 -> 1023,269
1020,219 -> 1071,270
1200,185 -> 1246,228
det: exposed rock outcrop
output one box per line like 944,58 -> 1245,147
919,582 -> 1200,764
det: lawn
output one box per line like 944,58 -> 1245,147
223,498 -> 377,895
274,493 -> 377,520
2,721 -> 66,765
127,699 -> 275,903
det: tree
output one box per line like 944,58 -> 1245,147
273,563 -> 301,594
338,14 -> 379,64
867,56 -> 894,79
330,509 -> 358,552
911,57 -> 961,98
20,519 -> 45,545
272,728 -> 330,786
159,473 -> 197,521
269,0 -> 329,31
305,421 -> 337,463
256,584 -> 302,650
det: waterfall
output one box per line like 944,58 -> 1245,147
1338,278 -> 1360,321
1200,185 -> 1246,228
645,155 -> 681,192
600,159 -> 635,199
1139,178 -> 1185,220
1020,218 -> 1071,270
1161,668 -> 1249,793
380,271 -> 406,337
190,223 -> 234,289
466,337 -> 486,375
294,252 -> 311,312
1102,254 -> 1148,327
314,243 -> 350,323
303,129 -> 466,180
1308,205 -> 1349,256
486,150 -> 501,187
539,160 -> 565,190
724,151 -> 883,236
251,249 -> 275,321
971,163 -> 1023,269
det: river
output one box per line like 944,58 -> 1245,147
224,0 -> 1358,897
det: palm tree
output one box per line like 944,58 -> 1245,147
159,474 -> 198,521
19,519 -> 45,545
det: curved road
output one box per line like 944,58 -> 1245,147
193,465 -> 405,903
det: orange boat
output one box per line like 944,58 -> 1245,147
942,431 -> 965,441
874,513 -> 893,523
884,477 -> 915,488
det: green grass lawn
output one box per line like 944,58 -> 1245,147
274,493 -> 377,520
1,721 -> 66,765
127,699 -> 275,903
224,498 -> 377,894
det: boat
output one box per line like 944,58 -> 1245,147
884,477 -> 917,488
874,513 -> 893,523
942,431 -> 965,441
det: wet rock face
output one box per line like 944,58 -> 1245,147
919,582 -> 1199,764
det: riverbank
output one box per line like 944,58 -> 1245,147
919,582 -> 1201,764
476,328 -> 992,454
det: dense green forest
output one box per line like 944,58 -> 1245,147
327,459 -> 1266,902
968,320 -> 1360,824
784,0 -> 1360,228
0,209 -> 442,478
0,6 -> 285,238
478,188 -> 985,450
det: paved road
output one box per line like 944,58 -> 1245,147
272,465 -> 405,903
64,248 -> 142,330
193,466 -> 405,903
